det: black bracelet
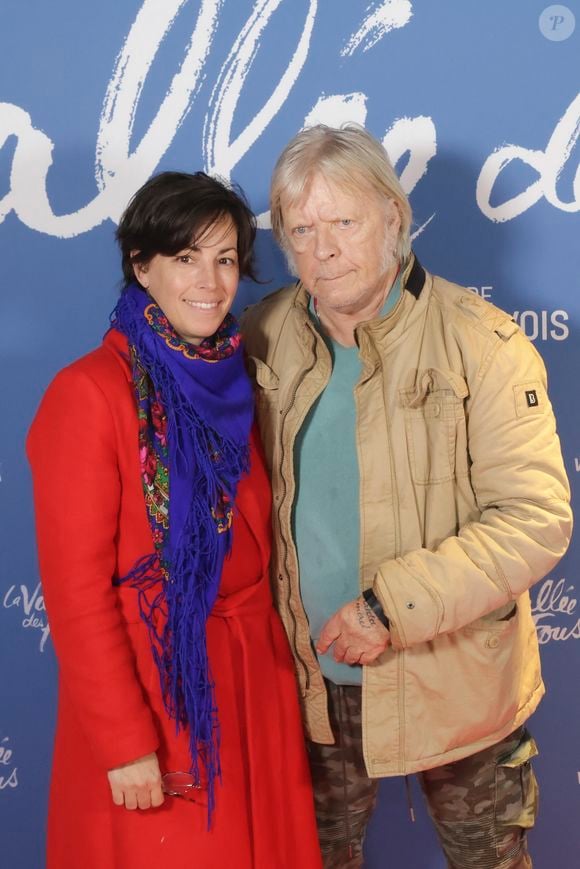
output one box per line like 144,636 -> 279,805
362,587 -> 390,630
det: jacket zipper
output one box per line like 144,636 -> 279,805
276,323 -> 325,692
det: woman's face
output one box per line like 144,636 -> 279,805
133,219 -> 240,345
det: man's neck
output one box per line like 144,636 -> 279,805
314,264 -> 400,348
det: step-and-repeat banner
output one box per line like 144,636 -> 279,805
1,2 -> 578,866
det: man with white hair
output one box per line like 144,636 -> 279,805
242,124 -> 572,868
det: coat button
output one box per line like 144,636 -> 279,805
487,635 -> 500,649
406,601 -> 415,610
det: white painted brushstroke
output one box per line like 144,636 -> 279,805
2,0 -> 223,237
303,92 -> 368,128
342,0 -> 413,57
477,92 -> 580,222
256,90 -> 366,228
383,114 -> 437,239
203,0 -> 318,179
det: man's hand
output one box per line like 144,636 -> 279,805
107,752 -> 165,810
317,596 -> 390,665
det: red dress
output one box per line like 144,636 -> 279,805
27,330 -> 322,869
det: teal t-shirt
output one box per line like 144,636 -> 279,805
293,277 -> 402,685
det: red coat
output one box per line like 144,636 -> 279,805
27,330 -> 321,869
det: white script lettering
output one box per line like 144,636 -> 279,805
3,583 -> 51,652
532,578 -> 580,645
0,4 -> 576,239
0,737 -> 18,791
0,0 -> 224,236
477,93 -> 580,222
342,0 -> 413,57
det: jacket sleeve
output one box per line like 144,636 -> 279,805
27,365 -> 159,769
373,328 -> 573,650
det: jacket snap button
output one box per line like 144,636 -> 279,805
278,574 -> 284,582
487,635 -> 500,649
432,403 -> 441,416
406,601 -> 415,610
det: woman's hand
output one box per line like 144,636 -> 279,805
107,752 -> 165,810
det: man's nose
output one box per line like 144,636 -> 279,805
313,225 -> 338,261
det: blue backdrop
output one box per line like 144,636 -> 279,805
1,2 -> 578,866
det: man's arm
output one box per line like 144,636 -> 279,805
319,328 -> 571,659
372,329 -> 572,650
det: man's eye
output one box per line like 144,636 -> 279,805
293,226 -> 308,235
218,257 -> 237,266
339,219 -> 353,227
178,255 -> 192,264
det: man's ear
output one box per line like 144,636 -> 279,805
386,199 -> 401,234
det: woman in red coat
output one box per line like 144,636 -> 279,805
27,172 -> 321,869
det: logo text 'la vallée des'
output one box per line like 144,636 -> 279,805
3,583 -> 50,652
0,736 -> 18,791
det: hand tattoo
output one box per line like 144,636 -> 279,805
356,600 -> 377,629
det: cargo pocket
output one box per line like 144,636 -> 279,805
494,729 -> 539,860
399,368 -> 468,485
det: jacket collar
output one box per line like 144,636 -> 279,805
290,252 -> 427,333
404,255 -> 426,299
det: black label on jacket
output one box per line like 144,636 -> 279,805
525,389 -> 539,408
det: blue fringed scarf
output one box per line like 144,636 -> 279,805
112,284 -> 253,817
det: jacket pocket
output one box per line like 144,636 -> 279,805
247,356 -> 279,405
247,357 -> 280,469
399,368 -> 468,485
248,356 -> 280,391
464,601 -> 518,633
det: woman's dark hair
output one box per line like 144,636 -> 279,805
116,171 -> 257,287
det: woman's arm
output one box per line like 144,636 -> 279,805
27,363 -> 162,807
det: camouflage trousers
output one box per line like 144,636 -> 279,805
307,680 -> 538,869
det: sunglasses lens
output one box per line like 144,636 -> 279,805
163,772 -> 195,793
162,772 -> 206,803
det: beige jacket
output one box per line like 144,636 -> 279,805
242,256 -> 572,777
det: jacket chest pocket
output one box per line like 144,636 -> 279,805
399,368 -> 468,485
248,357 -> 280,466
249,357 -> 279,407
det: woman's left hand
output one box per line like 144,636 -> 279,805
107,751 -> 165,810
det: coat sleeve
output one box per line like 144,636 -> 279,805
373,328 -> 573,650
27,365 -> 159,769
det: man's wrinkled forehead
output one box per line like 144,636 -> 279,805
280,170 -> 383,222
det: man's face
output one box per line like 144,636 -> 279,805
281,173 -> 401,316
